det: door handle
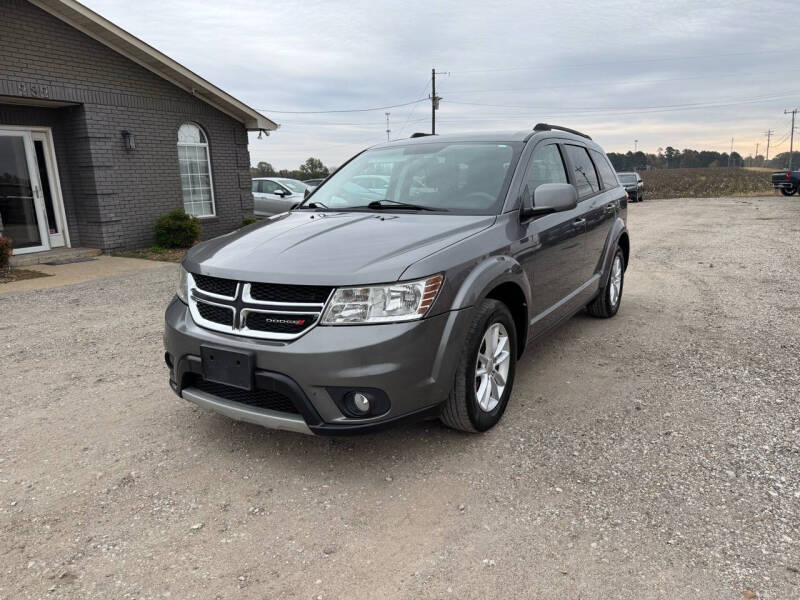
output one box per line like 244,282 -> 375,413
604,204 -> 615,213
573,217 -> 586,225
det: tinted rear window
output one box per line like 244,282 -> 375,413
590,150 -> 619,189
564,145 -> 600,198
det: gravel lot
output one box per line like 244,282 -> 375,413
1,197 -> 798,599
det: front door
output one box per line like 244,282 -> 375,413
513,141 -> 588,335
31,132 -> 67,248
0,129 -> 49,254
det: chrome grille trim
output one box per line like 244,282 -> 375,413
186,273 -> 328,340
192,274 -> 240,300
187,293 -> 236,336
241,283 -> 331,308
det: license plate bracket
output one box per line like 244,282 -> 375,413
200,345 -> 254,391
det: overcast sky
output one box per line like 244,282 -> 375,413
84,0 -> 799,170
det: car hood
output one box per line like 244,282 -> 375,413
184,211 -> 495,285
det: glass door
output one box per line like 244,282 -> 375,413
32,132 -> 66,248
0,129 -> 49,255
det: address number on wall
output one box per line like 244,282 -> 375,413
17,82 -> 50,98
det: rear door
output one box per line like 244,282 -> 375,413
515,141 -> 588,333
585,148 -> 624,275
562,144 -> 608,287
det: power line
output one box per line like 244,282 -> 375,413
395,78 -> 431,137
256,98 -> 428,114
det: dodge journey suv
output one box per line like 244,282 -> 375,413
164,124 -> 629,435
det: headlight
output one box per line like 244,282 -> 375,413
321,274 -> 443,324
177,265 -> 189,304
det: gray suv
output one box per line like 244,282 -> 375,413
164,124 -> 629,435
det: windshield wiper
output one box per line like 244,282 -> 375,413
365,199 -> 446,212
296,201 -> 328,210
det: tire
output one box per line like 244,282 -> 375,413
638,193 -> 644,202
587,247 -> 625,318
440,299 -> 517,433
780,187 -> 797,196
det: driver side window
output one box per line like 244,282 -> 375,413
523,144 -> 568,204
261,180 -> 280,194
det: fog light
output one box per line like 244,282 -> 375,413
352,392 -> 370,414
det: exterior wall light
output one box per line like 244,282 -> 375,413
121,130 -> 135,150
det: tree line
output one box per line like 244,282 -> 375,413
250,157 -> 334,180
607,148 -> 800,171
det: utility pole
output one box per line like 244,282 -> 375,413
728,138 -> 734,167
431,68 -> 446,135
785,108 -> 798,171
634,139 -> 638,152
753,143 -> 759,167
385,112 -> 390,142
764,129 -> 774,162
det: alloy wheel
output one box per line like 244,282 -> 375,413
475,322 -> 511,412
609,255 -> 623,307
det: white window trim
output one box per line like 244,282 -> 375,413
177,123 -> 216,219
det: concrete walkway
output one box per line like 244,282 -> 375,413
0,255 -> 175,294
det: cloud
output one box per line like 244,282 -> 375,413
85,0 -> 798,168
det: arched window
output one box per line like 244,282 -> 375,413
177,123 -> 215,217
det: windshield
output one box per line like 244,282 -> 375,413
279,179 -> 308,193
302,142 -> 523,214
617,173 -> 637,183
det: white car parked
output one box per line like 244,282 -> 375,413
252,178 -> 308,216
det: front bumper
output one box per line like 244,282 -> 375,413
164,298 -> 473,434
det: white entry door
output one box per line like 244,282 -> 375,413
0,129 -> 49,255
31,131 -> 67,248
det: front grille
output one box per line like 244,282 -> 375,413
188,274 -> 329,340
194,274 -> 237,297
245,311 -> 318,333
249,282 -> 332,304
188,377 -> 299,414
196,301 -> 234,326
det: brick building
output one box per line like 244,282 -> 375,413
0,0 -> 277,257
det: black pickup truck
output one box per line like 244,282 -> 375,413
771,169 -> 800,195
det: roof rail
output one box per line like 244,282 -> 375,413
410,132 -> 435,138
532,123 -> 592,140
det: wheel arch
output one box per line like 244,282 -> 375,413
597,221 -> 630,288
617,231 -> 630,269
449,256 -> 531,359
485,281 -> 528,359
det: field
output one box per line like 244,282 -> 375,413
640,167 -> 776,199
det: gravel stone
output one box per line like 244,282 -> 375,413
0,197 -> 798,599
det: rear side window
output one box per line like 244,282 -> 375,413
564,145 -> 600,198
590,149 -> 619,190
252,180 -> 260,192
524,144 -> 568,197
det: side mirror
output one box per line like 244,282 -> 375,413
520,183 -> 578,220
275,189 -> 290,197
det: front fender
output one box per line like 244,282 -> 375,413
450,255 -> 532,312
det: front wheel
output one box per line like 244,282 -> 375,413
440,299 -> 517,433
587,247 -> 625,318
780,187 -> 797,196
